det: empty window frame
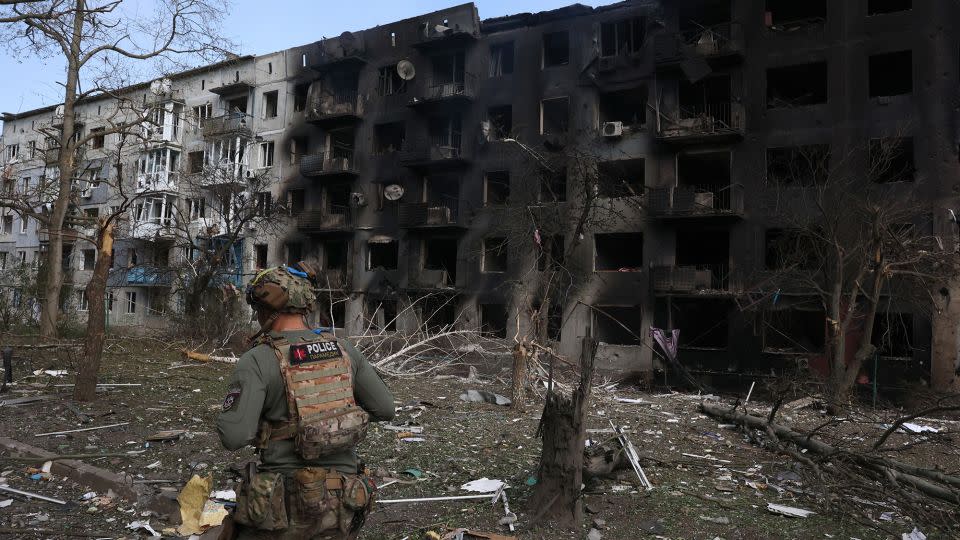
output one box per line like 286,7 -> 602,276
286,242 -> 302,266
422,237 -> 458,283
766,144 -> 830,186
288,189 -> 306,215
540,97 -> 569,135
489,42 -> 515,76
367,238 -> 398,270
377,65 -> 408,96
480,303 -> 508,338
188,150 -> 205,174
484,171 -> 510,206
763,309 -> 825,353
599,87 -> 648,128
671,298 -> 729,349
595,233 -> 643,271
254,243 -> 268,269
765,0 -> 826,27
293,84 -> 309,112
868,0 -> 911,15
90,127 -> 105,149
125,291 -> 137,314
1,215 -> 12,234
872,312 -> 914,358
488,105 -> 512,140
263,90 -> 279,118
259,141 -> 275,167
482,237 -> 508,273
419,294 -> 457,331
870,137 -> 915,183
594,306 -> 643,345
764,228 -> 818,270
600,17 -> 646,57
322,240 -> 348,270
869,50 -> 912,97
374,122 -> 405,154
542,31 -> 569,67
82,249 -> 96,271
597,158 -> 645,198
539,168 -> 567,203
767,62 -> 828,108
255,192 -> 272,216
367,299 -> 398,331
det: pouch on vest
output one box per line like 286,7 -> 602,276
293,468 -> 341,532
233,470 -> 288,531
270,335 -> 369,459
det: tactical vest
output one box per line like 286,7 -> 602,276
256,333 -> 369,459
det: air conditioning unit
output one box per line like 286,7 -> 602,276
602,121 -> 623,137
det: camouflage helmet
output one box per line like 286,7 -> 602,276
245,263 -> 319,315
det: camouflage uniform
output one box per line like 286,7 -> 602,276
217,266 -> 395,539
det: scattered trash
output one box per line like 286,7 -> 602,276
459,390 -> 511,406
81,491 -> 97,500
382,424 -> 425,434
699,515 -> 731,525
586,527 -> 602,540
902,527 -> 926,540
177,474 -> 215,535
34,422 -> 130,437
211,489 -> 236,502
615,397 -> 652,405
592,518 -> 606,529
774,470 -> 802,483
126,520 -> 159,536
460,478 -> 505,493
401,437 -> 425,443
783,396 -> 821,410
767,503 -> 815,518
609,421 -> 653,490
525,477 -> 537,486
32,369 -> 67,377
896,423 -> 939,434
145,429 -> 187,441
146,460 -> 162,469
0,484 -> 65,505
402,468 -> 424,479
440,529 -> 516,540
0,499 -> 11,508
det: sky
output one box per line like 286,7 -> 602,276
0,0 -> 613,117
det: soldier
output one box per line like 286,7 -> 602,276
216,262 -> 395,539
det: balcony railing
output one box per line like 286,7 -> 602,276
129,219 -> 176,240
136,171 -> 179,193
201,113 -> 252,138
300,150 -> 358,177
657,103 -> 744,142
646,184 -> 744,219
398,201 -> 464,228
398,133 -> 466,166
296,206 -> 354,232
411,73 -> 477,105
652,263 -> 735,293
305,91 -> 364,123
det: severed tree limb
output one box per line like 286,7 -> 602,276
700,402 -> 960,505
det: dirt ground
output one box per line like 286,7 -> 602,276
0,336 -> 953,539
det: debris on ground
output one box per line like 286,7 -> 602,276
459,389 -> 511,406
767,503 -> 815,518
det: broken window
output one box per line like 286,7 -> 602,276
374,122 -> 405,154
484,171 -> 510,206
539,168 -> 567,203
763,309 -> 825,353
542,31 -> 569,67
377,65 -> 407,96
254,244 -> 268,269
255,192 -> 272,216
595,233 -> 643,271
431,51 -> 466,86
263,90 -> 278,119
537,234 -> 565,271
868,0 -> 911,15
367,299 -> 398,332
764,228 -> 818,270
676,151 -> 731,213
419,294 -> 457,332
765,0 -> 826,27
599,87 -> 647,128
423,237 -> 458,284
293,84 -> 308,112
82,249 -> 95,271
600,17 -> 645,57
188,151 -> 205,174
488,105 -> 512,140
670,298 -> 729,349
90,127 -> 105,149
367,238 -> 398,270
227,96 -> 247,114
428,115 -> 462,152
597,158 -> 645,198
594,306 -> 643,345
872,312 -> 914,359
259,141 -> 275,167
675,227 -> 730,289
480,303 -> 507,338
870,137 -> 915,183
489,42 -> 514,76
869,50 -> 912,97
324,240 -> 348,270
541,97 -> 569,135
767,62 -> 827,108
482,237 -> 508,273
289,137 -> 307,165
766,145 -> 830,186
286,242 -> 302,266
288,189 -> 305,215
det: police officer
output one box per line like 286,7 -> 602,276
217,262 -> 395,539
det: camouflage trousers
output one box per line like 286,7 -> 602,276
231,468 -> 373,540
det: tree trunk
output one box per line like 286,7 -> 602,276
74,222 -> 113,402
511,342 -> 530,408
530,337 -> 596,528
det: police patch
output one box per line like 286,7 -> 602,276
290,341 -> 342,365
222,383 -> 241,411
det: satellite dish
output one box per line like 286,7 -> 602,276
149,80 -> 162,95
160,78 -> 173,94
396,60 -> 416,81
383,184 -> 404,201
54,105 -> 65,117
339,31 -> 357,52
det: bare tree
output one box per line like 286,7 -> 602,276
758,137 -> 958,408
0,0 -> 231,338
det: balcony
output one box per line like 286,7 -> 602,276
310,50 -> 367,74
299,151 -> 358,178
110,265 -> 174,288
654,23 -> 744,66
407,268 -> 454,289
412,28 -> 478,51
398,136 -> 468,169
656,103 -> 744,145
398,201 -> 467,229
129,219 -> 176,241
408,74 -> 477,109
652,264 -> 737,294
196,165 -> 246,190
136,171 -> 179,194
201,113 -> 253,139
208,79 -> 255,97
143,123 -> 181,147
296,206 -> 354,233
316,268 -> 351,290
305,91 -> 364,126
646,184 -> 744,220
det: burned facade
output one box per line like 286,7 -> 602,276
1,1 -> 959,390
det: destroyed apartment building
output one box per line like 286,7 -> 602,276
1,0 -> 959,390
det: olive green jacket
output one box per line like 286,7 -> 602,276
216,330 -> 395,474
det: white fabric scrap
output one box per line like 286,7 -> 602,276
767,503 -> 815,518
902,528 -> 926,540
460,478 -> 505,493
